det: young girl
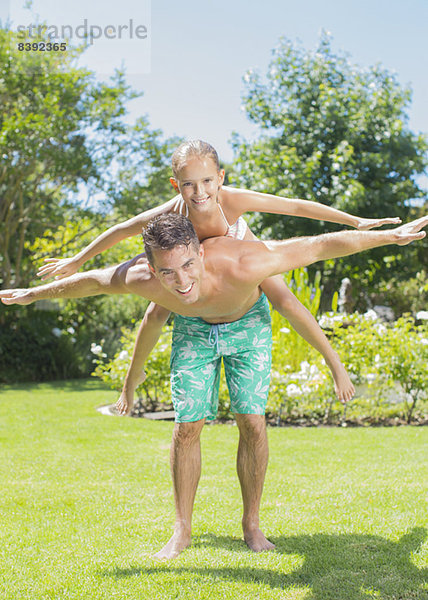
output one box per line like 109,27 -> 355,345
38,140 -> 401,414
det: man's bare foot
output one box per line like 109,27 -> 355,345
153,530 -> 191,560
244,527 -> 275,552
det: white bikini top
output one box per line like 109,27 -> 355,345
217,202 -> 247,240
175,197 -> 247,240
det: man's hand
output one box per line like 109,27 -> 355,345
356,216 -> 402,230
116,371 -> 147,416
37,256 -> 81,281
0,289 -> 34,305
391,215 -> 428,245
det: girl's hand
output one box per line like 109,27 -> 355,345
37,257 -> 81,281
355,216 -> 402,230
116,371 -> 147,416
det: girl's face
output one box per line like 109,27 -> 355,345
171,156 -> 225,212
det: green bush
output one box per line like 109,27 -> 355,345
324,311 -> 428,424
92,268 -> 428,425
0,306 -> 83,382
372,270 -> 428,316
92,325 -> 173,412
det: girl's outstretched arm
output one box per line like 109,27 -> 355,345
116,303 -> 171,416
225,187 -> 401,230
37,198 -> 178,281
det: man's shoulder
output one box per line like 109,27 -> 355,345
113,254 -> 155,289
128,254 -> 155,278
202,235 -> 263,255
202,235 -> 242,259
203,237 -> 268,282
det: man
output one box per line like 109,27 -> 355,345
1,213 -> 427,560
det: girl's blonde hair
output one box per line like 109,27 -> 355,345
171,140 -> 220,177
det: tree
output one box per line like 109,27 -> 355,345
0,28 -> 174,288
230,33 -> 427,300
0,27 -> 176,381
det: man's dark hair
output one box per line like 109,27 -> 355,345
143,213 -> 200,266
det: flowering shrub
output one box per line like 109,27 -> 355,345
267,268 -> 340,423
268,358 -> 335,424
91,268 -> 427,424
325,312 -> 428,424
92,325 -> 173,412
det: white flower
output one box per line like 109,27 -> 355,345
118,350 -> 129,361
416,311 -> 428,320
280,327 -> 290,334
310,364 -> 319,376
366,373 -> 377,383
364,309 -> 378,321
67,326 -> 75,334
420,338 -> 428,346
52,328 -> 61,337
318,313 -> 346,328
286,383 -> 302,397
374,354 -> 381,364
91,343 -> 103,355
318,315 -> 330,328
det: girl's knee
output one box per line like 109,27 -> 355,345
146,302 -> 170,324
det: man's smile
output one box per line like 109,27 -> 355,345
176,282 -> 194,295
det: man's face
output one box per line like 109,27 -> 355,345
150,243 -> 204,304
170,156 -> 225,213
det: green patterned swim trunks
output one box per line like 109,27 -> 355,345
170,294 -> 272,423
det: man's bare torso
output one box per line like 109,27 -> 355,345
123,237 -> 264,324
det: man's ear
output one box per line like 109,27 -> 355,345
170,177 -> 179,192
199,245 -> 205,260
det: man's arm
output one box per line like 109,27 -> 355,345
0,260 -> 138,306
36,197 -> 178,281
258,216 -> 428,278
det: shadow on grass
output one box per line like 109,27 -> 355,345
104,528 -> 428,599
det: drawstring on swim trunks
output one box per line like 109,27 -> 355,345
208,323 -> 228,354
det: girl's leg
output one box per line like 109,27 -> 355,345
260,275 -> 355,403
116,302 -> 171,415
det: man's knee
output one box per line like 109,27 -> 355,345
235,414 -> 266,444
173,419 -> 205,447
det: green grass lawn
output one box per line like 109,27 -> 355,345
0,380 -> 427,600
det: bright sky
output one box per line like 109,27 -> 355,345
4,0 -> 428,185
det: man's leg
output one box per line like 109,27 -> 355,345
154,418 -> 205,560
235,413 -> 275,552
